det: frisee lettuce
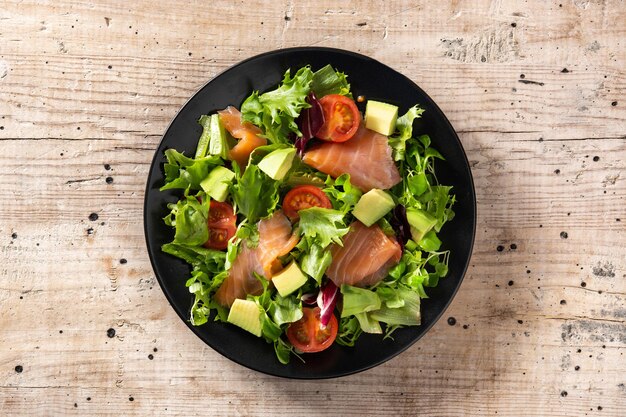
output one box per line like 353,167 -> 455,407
160,149 -> 223,191
241,67 -> 313,144
297,207 -> 350,248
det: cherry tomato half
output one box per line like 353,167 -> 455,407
203,201 -> 236,250
286,307 -> 338,353
282,185 -> 332,219
316,94 -> 360,142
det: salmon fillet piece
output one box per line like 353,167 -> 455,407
302,126 -> 401,192
326,221 -> 402,288
214,211 -> 299,307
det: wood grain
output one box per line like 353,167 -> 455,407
1,1 -> 625,416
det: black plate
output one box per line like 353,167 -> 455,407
144,47 -> 476,379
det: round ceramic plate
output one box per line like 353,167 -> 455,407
144,47 -> 476,379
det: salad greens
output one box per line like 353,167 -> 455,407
159,64 -> 456,364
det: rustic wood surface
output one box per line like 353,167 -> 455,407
1,1 -> 625,415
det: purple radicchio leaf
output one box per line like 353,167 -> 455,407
389,204 -> 411,250
295,92 -> 325,157
316,279 -> 339,327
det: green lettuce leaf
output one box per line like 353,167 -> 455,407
160,149 -> 223,191
297,207 -> 349,248
163,195 -> 209,246
297,240 -> 333,283
241,67 -> 313,144
311,64 -> 351,97
231,164 -> 280,223
340,285 -> 381,318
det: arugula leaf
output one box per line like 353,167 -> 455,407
160,149 -> 223,191
311,64 -> 351,97
297,207 -> 350,248
231,164 -> 280,223
388,105 -> 425,161
241,67 -> 313,144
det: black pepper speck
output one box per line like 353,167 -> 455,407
560,300 -> 567,305
497,245 -> 504,252
581,282 -> 587,287
104,164 -> 111,170
105,176 -> 113,184
107,328 -> 116,338
561,390 -> 568,397
11,232 -> 17,239
593,156 -> 600,162
15,365 -> 23,373
88,213 -> 99,221
510,243 -> 517,250
129,397 -> 134,402
508,280 -> 514,286
447,317 -> 456,326
148,354 -> 154,360
560,231 -> 568,239
120,258 -> 127,264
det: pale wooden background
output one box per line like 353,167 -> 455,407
1,1 -> 625,416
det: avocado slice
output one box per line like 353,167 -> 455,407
405,207 -> 437,242
352,189 -> 396,227
365,100 -> 399,136
258,147 -> 296,180
227,299 -> 262,337
272,261 -> 308,297
200,166 -> 235,202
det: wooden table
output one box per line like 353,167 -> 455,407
2,1 -> 625,415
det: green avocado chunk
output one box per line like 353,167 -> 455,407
405,207 -> 437,242
272,261 -> 308,297
365,100 -> 399,136
258,147 -> 296,180
227,299 -> 262,337
352,189 -> 396,227
200,165 -> 235,202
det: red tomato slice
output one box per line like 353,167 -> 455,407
204,201 -> 236,250
316,94 -> 360,142
286,307 -> 338,353
282,185 -> 332,219
208,201 -> 236,226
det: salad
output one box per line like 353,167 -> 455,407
159,64 -> 455,364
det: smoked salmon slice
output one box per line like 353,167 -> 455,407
214,211 -> 299,307
218,106 -> 267,168
326,221 -> 402,288
302,125 -> 401,192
